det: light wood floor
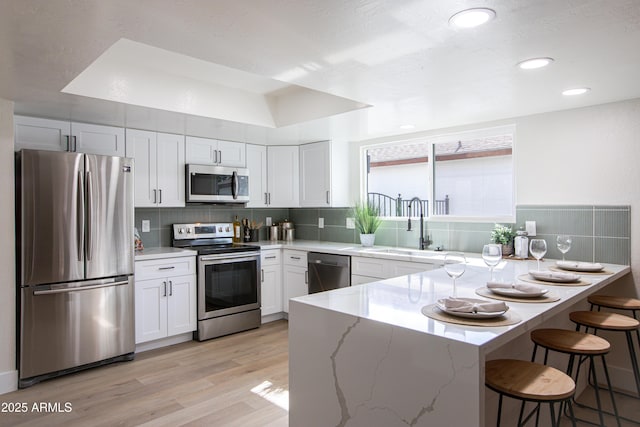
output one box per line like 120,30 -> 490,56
3,319 -> 638,426
0,320 -> 289,427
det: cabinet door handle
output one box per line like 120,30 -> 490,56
265,255 -> 276,260
163,281 -> 167,297
169,280 -> 173,296
305,270 -> 308,284
72,135 -> 77,152
261,269 -> 264,282
159,189 -> 162,204
218,150 -> 222,164
153,189 -> 157,204
65,135 -> 71,152
290,256 -> 301,260
265,192 -> 269,205
326,190 -> 330,205
213,150 -> 218,164
158,266 -> 175,270
268,192 -> 271,205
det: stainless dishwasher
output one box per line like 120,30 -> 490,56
308,252 -> 351,294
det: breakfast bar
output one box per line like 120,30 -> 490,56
288,258 -> 630,427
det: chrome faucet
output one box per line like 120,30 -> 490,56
407,197 -> 430,250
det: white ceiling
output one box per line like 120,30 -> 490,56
1,0 -> 640,145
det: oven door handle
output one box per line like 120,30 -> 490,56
199,252 -> 260,262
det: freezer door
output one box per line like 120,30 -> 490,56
85,154 -> 134,279
19,277 -> 135,381
19,150 -> 85,286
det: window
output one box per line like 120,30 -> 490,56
363,125 -> 514,220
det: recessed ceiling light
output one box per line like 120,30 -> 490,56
449,8 -> 496,29
517,57 -> 554,70
562,87 -> 591,96
399,124 -> 415,130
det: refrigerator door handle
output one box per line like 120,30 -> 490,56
86,170 -> 94,261
77,171 -> 84,262
33,280 -> 130,295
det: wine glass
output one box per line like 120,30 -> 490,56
444,252 -> 466,297
482,244 -> 502,281
556,235 -> 572,261
529,239 -> 547,271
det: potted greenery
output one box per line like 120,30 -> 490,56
353,201 -> 382,247
490,224 -> 516,256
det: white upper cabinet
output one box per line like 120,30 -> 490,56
267,146 -> 299,207
128,129 -> 185,207
246,144 -> 268,207
185,136 -> 246,167
15,116 -> 125,157
299,140 -> 350,207
71,122 -> 125,157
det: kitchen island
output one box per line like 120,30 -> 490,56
289,258 -> 630,427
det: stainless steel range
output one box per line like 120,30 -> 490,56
172,223 -> 261,341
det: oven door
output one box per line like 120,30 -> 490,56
197,252 -> 260,319
186,164 -> 249,203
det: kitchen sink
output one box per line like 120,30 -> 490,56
361,247 -> 435,258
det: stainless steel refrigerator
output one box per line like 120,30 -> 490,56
16,149 -> 135,388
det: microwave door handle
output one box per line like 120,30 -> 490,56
77,171 -> 84,261
232,170 -> 238,199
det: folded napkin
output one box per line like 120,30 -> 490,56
441,297 -> 507,313
556,261 -> 603,271
487,281 -> 541,294
529,270 -> 580,282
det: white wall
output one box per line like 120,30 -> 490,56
0,98 -> 16,394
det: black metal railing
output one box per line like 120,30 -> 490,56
367,193 -> 450,217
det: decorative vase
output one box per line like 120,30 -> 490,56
501,242 -> 514,256
360,233 -> 376,247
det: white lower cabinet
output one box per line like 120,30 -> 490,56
260,250 -> 282,316
283,250 -> 308,313
135,256 -> 196,344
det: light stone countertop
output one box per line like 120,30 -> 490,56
134,247 -> 197,261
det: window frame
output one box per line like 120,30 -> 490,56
361,124 -> 516,224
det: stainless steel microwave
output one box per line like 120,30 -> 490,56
186,164 -> 249,203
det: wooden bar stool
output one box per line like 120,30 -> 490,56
570,310 -> 640,398
530,328 -> 620,427
485,359 -> 576,427
589,295 -> 640,381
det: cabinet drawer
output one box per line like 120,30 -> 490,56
283,250 -> 307,267
135,256 -> 196,280
261,250 -> 281,266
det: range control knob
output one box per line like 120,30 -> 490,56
178,227 -> 185,234
218,226 -> 223,232
225,226 -> 230,232
187,228 -> 193,234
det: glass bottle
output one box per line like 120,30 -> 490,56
233,215 -> 241,243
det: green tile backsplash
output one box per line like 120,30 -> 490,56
135,204 -> 630,265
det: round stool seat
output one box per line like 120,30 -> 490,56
570,311 -> 640,331
588,295 -> 640,311
486,359 -> 575,401
531,329 -> 610,355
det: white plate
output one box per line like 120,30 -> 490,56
555,261 -> 604,272
436,298 -> 509,319
529,270 -> 580,283
489,287 -> 548,298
